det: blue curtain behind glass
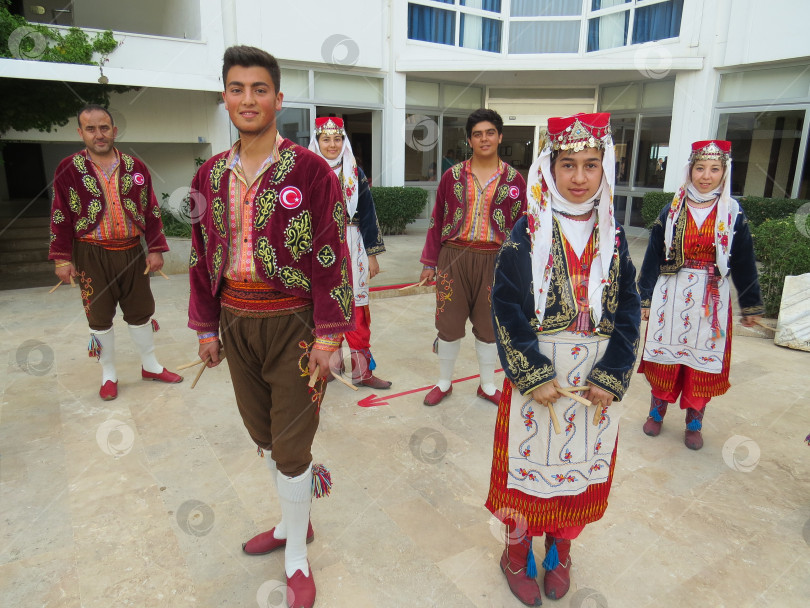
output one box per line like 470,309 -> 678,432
462,0 -> 502,11
482,18 -> 501,52
408,4 -> 455,45
632,0 -> 683,44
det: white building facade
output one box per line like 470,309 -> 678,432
1,0 -> 810,230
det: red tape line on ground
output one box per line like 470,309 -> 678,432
357,369 -> 503,407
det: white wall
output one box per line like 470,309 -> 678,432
232,0 -> 385,69
722,0 -> 810,67
74,0 -> 200,39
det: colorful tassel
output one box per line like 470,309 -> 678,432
650,396 -> 668,422
367,350 -> 377,371
88,335 -> 102,360
311,463 -> 332,498
151,318 -> 160,332
686,419 -> 702,431
542,538 -> 559,571
805,434 -> 810,446
526,538 -> 538,578
257,447 -> 264,457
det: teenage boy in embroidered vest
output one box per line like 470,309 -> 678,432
419,108 -> 527,407
187,45 -> 353,608
49,104 -> 182,401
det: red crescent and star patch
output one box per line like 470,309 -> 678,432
279,186 -> 303,209
508,185 -> 520,199
133,173 -> 145,186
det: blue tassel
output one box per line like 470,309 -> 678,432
542,539 -> 559,571
526,539 -> 537,578
368,351 -> 376,371
686,419 -> 702,431
650,408 -> 664,422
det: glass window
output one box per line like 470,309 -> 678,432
407,81 -> 441,107
632,0 -> 683,44
276,107 -> 311,147
280,69 -> 309,101
313,73 -> 383,104
628,196 -> 645,227
405,113 -> 440,182
460,13 -> 502,52
462,0 -> 502,12
611,116 -> 636,187
509,20 -> 580,53
717,110 -> 805,198
443,84 -> 483,110
613,194 -> 629,226
408,4 -> 456,45
719,66 -> 810,103
511,0 -> 582,17
601,83 -> 639,111
642,80 -> 675,109
636,116 -> 671,188
587,11 -> 628,51
591,0 -> 630,9
441,115 -> 471,176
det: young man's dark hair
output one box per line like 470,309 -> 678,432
465,108 -> 504,139
77,104 -> 114,127
222,45 -> 281,95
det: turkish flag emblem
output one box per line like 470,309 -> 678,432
279,186 -> 303,209
508,185 -> 520,199
133,173 -> 145,186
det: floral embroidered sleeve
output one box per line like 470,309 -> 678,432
586,227 -> 641,401
187,166 -> 221,332
491,217 -> 556,395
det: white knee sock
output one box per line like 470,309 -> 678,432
91,328 -> 116,383
277,467 -> 313,578
436,338 -> 461,391
265,456 -> 286,540
475,339 -> 499,396
128,322 -> 162,373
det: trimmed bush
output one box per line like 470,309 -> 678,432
160,205 -> 192,238
371,186 -> 427,235
737,196 -> 808,227
641,191 -> 675,228
752,213 -> 810,317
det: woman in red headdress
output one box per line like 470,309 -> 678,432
487,113 -> 641,605
637,141 -> 763,450
309,117 -> 391,389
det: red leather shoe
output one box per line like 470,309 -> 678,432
543,536 -> 572,600
142,368 -> 183,383
423,385 -> 452,406
287,563 -> 316,608
477,385 -> 502,405
643,417 -> 663,437
99,380 -> 118,401
242,521 -> 314,555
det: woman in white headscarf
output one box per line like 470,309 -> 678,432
309,117 -> 391,389
637,140 -> 763,450
486,113 -> 641,605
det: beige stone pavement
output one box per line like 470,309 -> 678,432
1,223 -> 809,608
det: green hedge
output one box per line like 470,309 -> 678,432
371,186 -> 427,235
752,213 -> 810,316
641,191 -> 675,228
641,191 -> 810,229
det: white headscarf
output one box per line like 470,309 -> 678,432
664,150 -> 739,277
525,137 -> 617,328
308,129 -> 360,217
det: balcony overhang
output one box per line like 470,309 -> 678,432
0,58 -> 221,92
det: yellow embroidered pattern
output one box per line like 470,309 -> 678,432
212,197 -> 226,237
254,188 -> 277,230
121,154 -> 134,172
332,199 -> 346,243
210,159 -> 227,193
317,245 -> 336,268
285,210 -> 312,261
68,188 -> 81,214
330,259 -> 354,322
270,149 -> 296,184
82,174 -> 101,197
255,237 -> 277,277
121,174 -> 133,196
72,154 -> 87,174
280,266 -> 311,292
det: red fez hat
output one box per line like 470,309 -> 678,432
689,140 -> 731,162
314,117 -> 345,136
547,113 -> 612,152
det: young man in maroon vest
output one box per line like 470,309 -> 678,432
419,108 -> 527,407
188,46 -> 353,608
49,104 -> 182,400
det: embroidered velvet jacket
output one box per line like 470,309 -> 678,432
638,204 -> 764,316
48,150 -> 168,260
492,216 -> 641,400
187,139 -> 355,336
420,161 -> 527,267
350,168 -> 385,256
